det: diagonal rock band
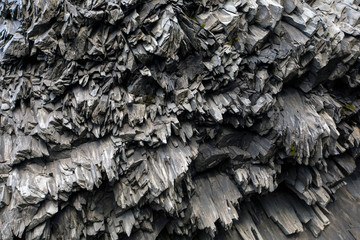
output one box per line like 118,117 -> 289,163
0,0 -> 360,239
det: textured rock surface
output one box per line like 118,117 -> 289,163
0,0 -> 360,239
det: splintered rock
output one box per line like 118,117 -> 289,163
0,0 -> 360,239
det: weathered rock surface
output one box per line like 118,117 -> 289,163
1,0 -> 360,239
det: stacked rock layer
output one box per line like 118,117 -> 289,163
0,0 -> 360,239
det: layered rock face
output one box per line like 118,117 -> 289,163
1,0 -> 360,239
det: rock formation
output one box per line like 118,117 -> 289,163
0,0 -> 360,239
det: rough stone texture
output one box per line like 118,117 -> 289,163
0,0 -> 360,239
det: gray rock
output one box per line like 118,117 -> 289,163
1,0 -> 360,239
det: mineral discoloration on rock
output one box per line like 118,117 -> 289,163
1,0 -> 360,239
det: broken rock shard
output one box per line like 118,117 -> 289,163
1,0 -> 360,239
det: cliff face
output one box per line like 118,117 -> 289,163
0,0 -> 360,239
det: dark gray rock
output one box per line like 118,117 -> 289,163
1,0 -> 360,239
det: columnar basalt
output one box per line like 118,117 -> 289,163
1,0 -> 360,239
